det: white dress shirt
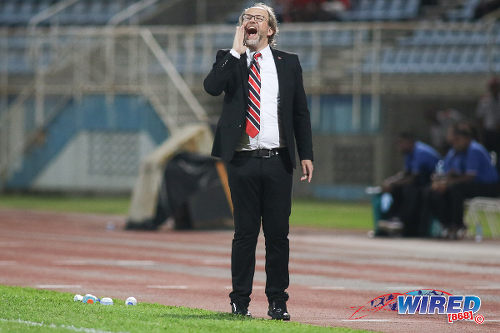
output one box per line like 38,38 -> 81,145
230,45 -> 282,150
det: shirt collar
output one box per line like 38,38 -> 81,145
246,44 -> 271,60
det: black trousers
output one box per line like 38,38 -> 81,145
421,182 -> 500,232
386,184 -> 422,237
226,152 -> 293,307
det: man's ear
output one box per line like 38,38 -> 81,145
267,27 -> 273,37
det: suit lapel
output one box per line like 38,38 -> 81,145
239,53 -> 249,102
271,48 -> 285,106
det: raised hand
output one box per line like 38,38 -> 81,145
232,25 -> 247,55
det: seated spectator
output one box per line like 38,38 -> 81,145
379,132 -> 441,237
421,122 -> 500,239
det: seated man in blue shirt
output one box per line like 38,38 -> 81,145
421,122 -> 500,239
380,132 -> 441,236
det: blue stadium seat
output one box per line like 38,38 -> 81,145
295,48 -> 319,71
372,0 -> 390,21
442,47 -> 462,73
399,21 -> 492,47
109,1 -> 124,18
214,31 -> 234,49
393,47 -> 413,73
405,47 -> 423,73
7,36 -> 29,50
403,0 -> 420,19
341,0 -> 421,21
362,53 -> 375,73
446,0 -> 481,21
18,1 -> 35,24
469,47 -> 488,72
379,48 -> 396,73
8,48 -> 32,74
279,30 -> 312,47
64,1 -> 88,25
0,1 -> 17,26
320,29 -> 355,46
88,0 -> 108,25
36,0 -> 53,15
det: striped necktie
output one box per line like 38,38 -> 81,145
245,52 -> 262,138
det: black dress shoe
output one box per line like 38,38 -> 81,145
230,302 -> 251,317
268,300 -> 290,320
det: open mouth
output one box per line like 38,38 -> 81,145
246,26 -> 258,38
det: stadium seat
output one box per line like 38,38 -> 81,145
88,0 -> 108,25
379,48 -> 396,73
36,0 -> 53,15
320,29 -> 354,46
446,0 -> 481,21
214,31 -> 233,49
469,47 -> 488,72
390,0 -> 404,18
294,48 -> 319,71
279,30 -> 312,47
17,1 -> 34,24
64,1 -> 88,25
0,1 -> 17,26
403,0 -> 420,19
341,0 -> 421,21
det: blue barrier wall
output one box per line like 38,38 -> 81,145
6,94 -> 168,189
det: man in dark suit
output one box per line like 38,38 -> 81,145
204,2 -> 314,321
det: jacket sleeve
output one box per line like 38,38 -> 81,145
203,49 -> 240,96
292,54 -> 314,161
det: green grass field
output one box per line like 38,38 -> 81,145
0,194 -> 373,230
0,286 -> 370,333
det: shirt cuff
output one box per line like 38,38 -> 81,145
230,49 -> 241,59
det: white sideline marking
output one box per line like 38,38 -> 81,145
310,286 -> 345,290
55,259 -> 156,266
342,319 -> 391,322
147,285 -> 188,290
36,284 -> 82,289
0,318 -> 127,333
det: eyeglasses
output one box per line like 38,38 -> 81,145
242,14 -> 267,22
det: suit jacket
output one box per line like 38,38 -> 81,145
203,47 -> 313,168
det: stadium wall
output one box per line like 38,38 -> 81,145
5,94 -> 168,193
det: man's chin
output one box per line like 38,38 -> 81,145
244,38 -> 259,46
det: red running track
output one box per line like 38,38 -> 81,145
1,209 -> 499,332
